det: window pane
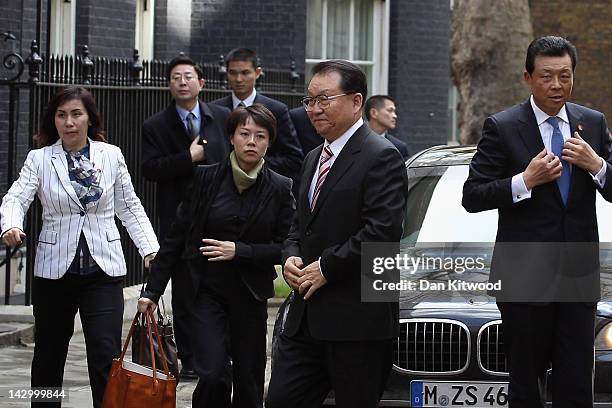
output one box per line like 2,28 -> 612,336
353,0 -> 373,61
306,0 -> 323,59
327,0 -> 350,59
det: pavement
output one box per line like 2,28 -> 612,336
0,283 -> 282,407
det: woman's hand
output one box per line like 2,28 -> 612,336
144,252 -> 157,269
200,239 -> 236,261
1,228 -> 26,248
138,297 -> 157,313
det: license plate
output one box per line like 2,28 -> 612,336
411,381 -> 508,407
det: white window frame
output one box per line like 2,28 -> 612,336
305,0 -> 390,95
135,0 -> 155,61
49,0 -> 76,56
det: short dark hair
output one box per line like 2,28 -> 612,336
364,95 -> 396,120
35,86 -> 106,147
525,36 -> 577,75
166,54 -> 204,81
226,48 -> 258,70
226,103 -> 277,145
311,60 -> 368,108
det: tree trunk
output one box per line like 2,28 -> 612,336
451,0 -> 533,145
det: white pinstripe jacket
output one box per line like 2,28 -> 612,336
0,139 -> 160,279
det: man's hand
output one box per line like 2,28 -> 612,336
562,132 -> 603,175
189,136 -> 205,162
144,252 -> 157,269
200,238 -> 235,261
297,261 -> 328,300
137,297 -> 157,313
523,148 -> 562,190
1,228 -> 26,248
283,256 -> 305,290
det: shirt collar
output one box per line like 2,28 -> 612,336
175,101 -> 200,122
232,88 -> 257,109
324,118 -> 364,157
530,95 -> 569,126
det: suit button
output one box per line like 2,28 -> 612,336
79,211 -> 85,216
305,229 -> 312,236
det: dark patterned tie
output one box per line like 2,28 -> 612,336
546,116 -> 571,205
187,112 -> 199,140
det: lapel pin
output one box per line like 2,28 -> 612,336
577,124 -> 584,132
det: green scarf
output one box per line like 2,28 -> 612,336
230,151 -> 264,194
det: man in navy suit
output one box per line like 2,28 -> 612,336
463,36 -> 612,407
365,95 -> 411,160
211,48 -> 303,194
141,55 -> 231,380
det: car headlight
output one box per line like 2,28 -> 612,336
595,322 -> 612,350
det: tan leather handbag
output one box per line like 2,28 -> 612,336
102,310 -> 177,408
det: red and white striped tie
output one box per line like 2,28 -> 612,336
311,145 -> 334,210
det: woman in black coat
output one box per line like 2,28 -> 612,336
138,104 -> 295,408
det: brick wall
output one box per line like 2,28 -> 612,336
76,0 -> 137,59
186,0 -> 306,70
530,0 -> 612,122
388,0 -> 451,152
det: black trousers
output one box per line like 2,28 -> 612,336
498,302 -> 596,408
171,259 -> 194,369
265,314 -> 393,408
31,271 -> 124,408
190,273 -> 267,408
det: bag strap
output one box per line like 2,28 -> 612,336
147,309 -> 172,377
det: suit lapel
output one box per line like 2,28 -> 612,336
517,101 -> 545,158
50,141 -> 84,210
300,146 -> 322,214
166,104 -> 192,145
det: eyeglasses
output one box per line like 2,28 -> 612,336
301,93 -> 353,111
171,74 -> 196,83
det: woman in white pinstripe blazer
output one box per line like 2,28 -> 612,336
0,86 -> 159,408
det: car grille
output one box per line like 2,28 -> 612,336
477,321 -> 508,374
394,319 -> 470,374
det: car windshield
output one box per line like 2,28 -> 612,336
402,164 -> 612,243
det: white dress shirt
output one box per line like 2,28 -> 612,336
232,89 -> 257,109
511,96 -> 606,203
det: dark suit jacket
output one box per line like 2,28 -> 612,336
141,100 -> 231,240
289,106 -> 323,155
462,100 -> 612,302
386,133 -> 411,160
211,93 -> 304,183
142,159 -> 296,303
281,123 -> 409,341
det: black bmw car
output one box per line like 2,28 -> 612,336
308,145 -> 612,407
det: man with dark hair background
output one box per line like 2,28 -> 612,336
463,36 -> 612,407
365,95 -> 411,160
141,55 -> 231,380
266,60 -> 408,408
212,48 -> 303,195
